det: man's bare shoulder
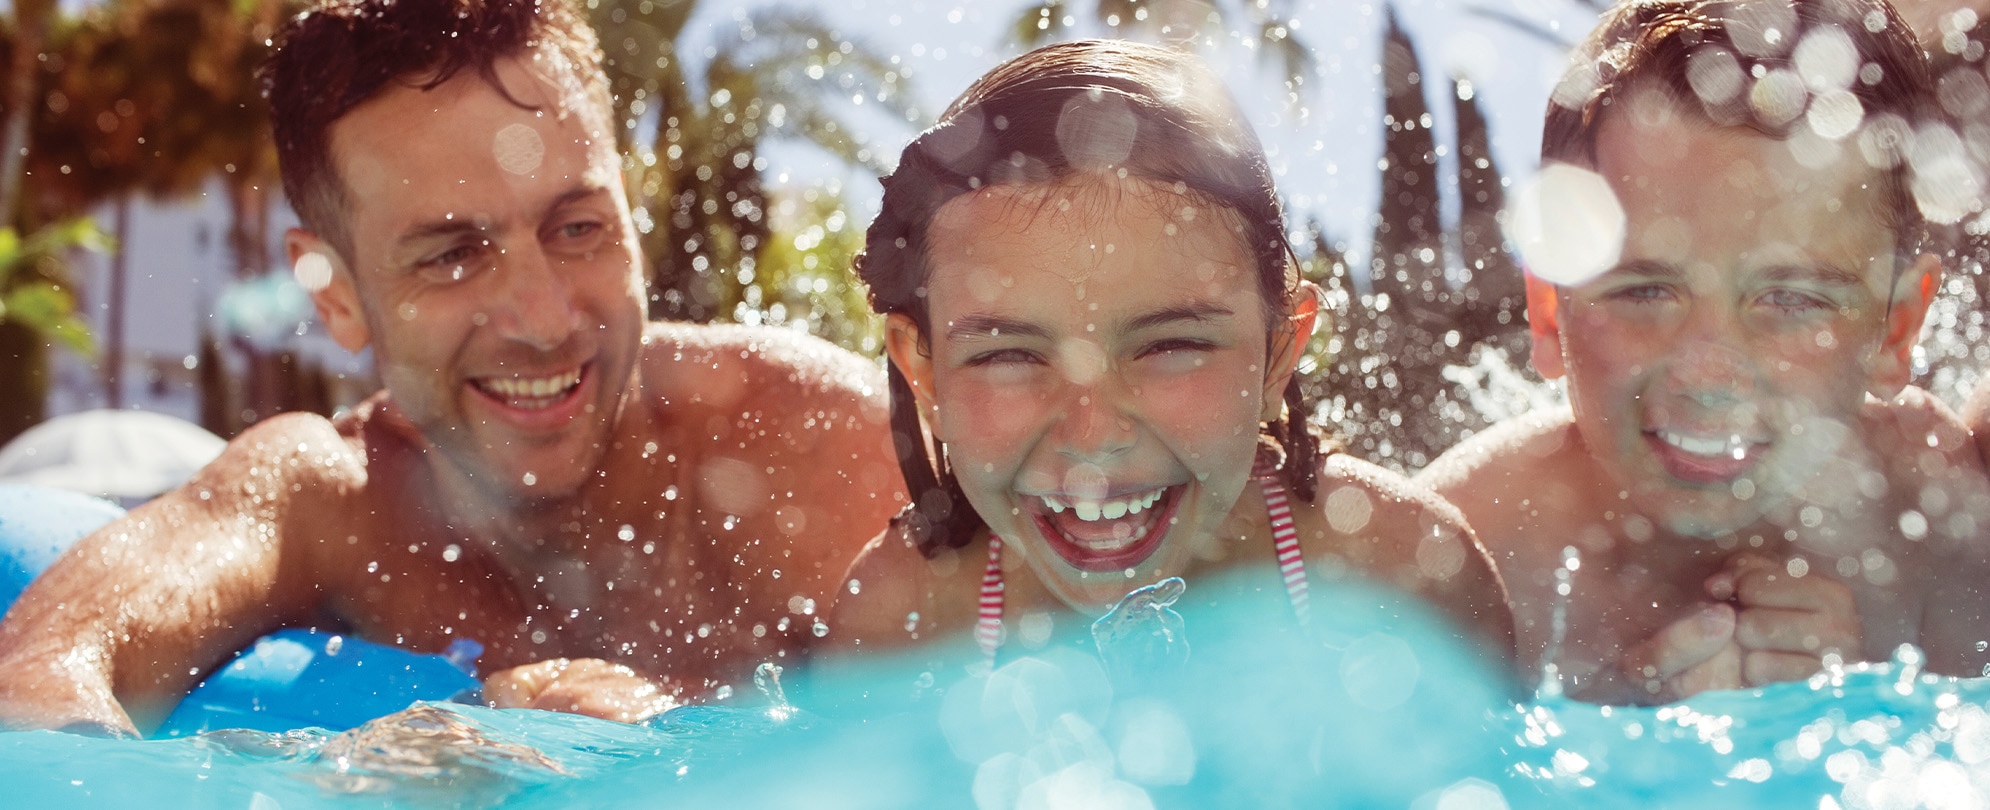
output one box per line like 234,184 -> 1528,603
641,321 -> 886,406
203,410 -> 369,494
1319,453 -> 1471,537
1414,408 -> 1594,553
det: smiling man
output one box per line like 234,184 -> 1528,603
1418,0 -> 1990,704
0,0 -> 903,735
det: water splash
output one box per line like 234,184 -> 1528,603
1090,577 -> 1190,691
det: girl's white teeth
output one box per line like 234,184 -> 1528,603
1040,487 -> 1165,522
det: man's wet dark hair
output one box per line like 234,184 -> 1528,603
1543,0 -> 1941,255
857,38 -> 1324,556
261,0 -> 609,260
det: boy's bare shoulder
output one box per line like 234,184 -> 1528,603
1309,453 -> 1519,664
1414,409 -> 1592,548
1415,408 -> 1580,496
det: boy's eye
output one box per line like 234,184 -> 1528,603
1609,284 -> 1675,303
1756,288 -> 1831,314
1136,338 -> 1216,359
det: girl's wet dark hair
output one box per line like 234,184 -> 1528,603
857,39 -> 1322,556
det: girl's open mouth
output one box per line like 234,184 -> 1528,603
1029,485 -> 1182,572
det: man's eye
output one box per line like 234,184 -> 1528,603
557,221 -> 602,240
420,241 -> 484,270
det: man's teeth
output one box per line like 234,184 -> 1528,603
1040,488 -> 1166,521
1659,430 -> 1747,459
481,369 -> 582,400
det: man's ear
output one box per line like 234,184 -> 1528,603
1525,271 -> 1567,380
286,228 -> 369,353
1871,252 -> 1941,399
883,313 -> 941,436
1261,281 -> 1323,421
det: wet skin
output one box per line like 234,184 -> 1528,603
829,175 -> 1514,672
1421,95 -> 1990,704
0,57 -> 905,735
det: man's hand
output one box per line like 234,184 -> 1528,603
1614,601 -> 1744,702
483,659 -> 677,724
1710,553 -> 1863,686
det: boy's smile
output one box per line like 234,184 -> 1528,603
889,174 -> 1291,611
1533,92 -> 1934,538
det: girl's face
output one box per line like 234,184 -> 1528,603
887,174 -> 1303,612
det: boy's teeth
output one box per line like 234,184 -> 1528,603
1660,430 -> 1740,457
1041,487 -> 1166,523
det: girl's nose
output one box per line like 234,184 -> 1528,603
1053,386 -> 1137,462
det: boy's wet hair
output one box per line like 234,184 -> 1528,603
261,0 -> 610,260
1543,0 -> 1940,255
858,38 -> 1324,556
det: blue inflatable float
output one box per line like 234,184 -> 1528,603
0,484 -> 481,738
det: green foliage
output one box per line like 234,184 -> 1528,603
0,216 -> 106,357
749,188 -> 878,354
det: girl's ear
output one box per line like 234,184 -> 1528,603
1870,252 -> 1942,399
884,313 -> 942,435
1261,282 -> 1323,422
288,228 -> 370,353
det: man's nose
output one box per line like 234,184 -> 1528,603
493,246 -> 581,351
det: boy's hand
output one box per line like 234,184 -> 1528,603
1615,602 -> 1744,702
1708,553 -> 1863,686
483,658 -> 677,724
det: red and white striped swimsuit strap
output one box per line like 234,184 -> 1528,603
973,455 -> 1312,663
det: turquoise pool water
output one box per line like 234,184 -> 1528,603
2,579 -> 1984,808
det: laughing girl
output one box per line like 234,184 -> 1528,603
828,40 -> 1514,673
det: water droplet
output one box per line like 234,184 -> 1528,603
847,579 -> 862,595
617,524 -> 636,542
522,472 -> 538,486
442,544 -> 461,563
811,621 -> 829,638
904,612 -> 920,633
325,636 -> 344,655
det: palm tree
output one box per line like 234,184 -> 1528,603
591,2 -> 915,326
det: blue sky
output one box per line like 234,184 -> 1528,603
673,0 -> 1604,274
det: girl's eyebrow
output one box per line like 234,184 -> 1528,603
1124,302 -> 1235,331
947,314 -> 1050,341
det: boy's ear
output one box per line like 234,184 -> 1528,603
1261,281 -> 1322,422
883,313 -> 942,435
1525,271 -> 1567,380
287,228 -> 370,353
1871,252 -> 1942,399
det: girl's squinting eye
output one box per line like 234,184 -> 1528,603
965,348 -> 1045,367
